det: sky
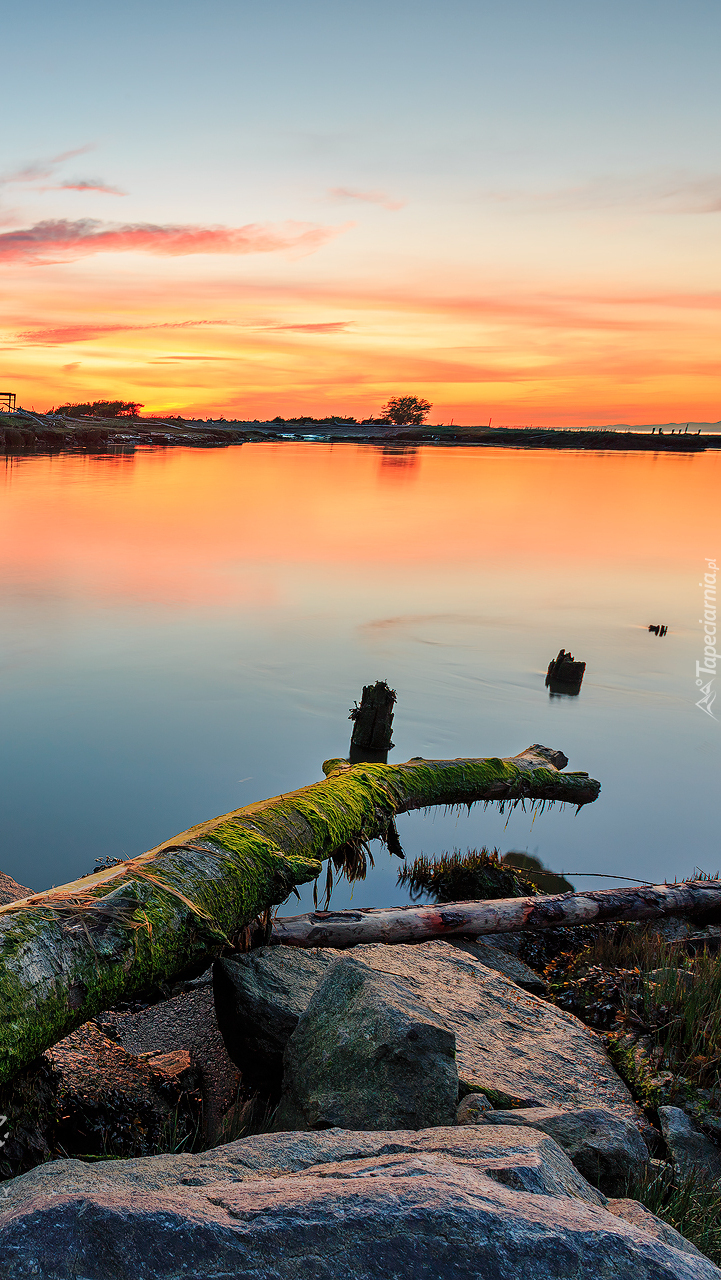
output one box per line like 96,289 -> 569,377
2,0 -> 720,424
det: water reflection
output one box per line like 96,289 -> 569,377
0,442 -> 719,902
379,447 -> 419,478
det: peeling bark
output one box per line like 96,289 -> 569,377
270,881 -> 721,949
0,744 -> 597,1084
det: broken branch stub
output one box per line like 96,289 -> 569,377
0,744 -> 597,1084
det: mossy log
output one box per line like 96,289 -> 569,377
271,880 -> 721,949
0,744 -> 597,1085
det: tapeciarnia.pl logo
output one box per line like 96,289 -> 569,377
696,557 -> 718,719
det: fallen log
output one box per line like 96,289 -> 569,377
270,880 -> 721,949
0,744 -> 597,1085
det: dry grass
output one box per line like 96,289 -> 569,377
630,1163 -> 721,1265
545,924 -> 721,1098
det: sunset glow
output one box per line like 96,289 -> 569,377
2,445 -> 716,607
2,0 -> 720,424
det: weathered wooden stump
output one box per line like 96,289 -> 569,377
546,649 -> 586,695
349,680 -> 397,764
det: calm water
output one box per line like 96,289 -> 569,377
1,443 -> 718,912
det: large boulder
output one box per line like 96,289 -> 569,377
457,1103 -> 649,1196
1,1125 -> 719,1279
448,937 -> 548,993
274,955 -> 458,1132
215,940 -> 635,1116
213,946 -> 336,1089
659,1106 -> 721,1182
347,941 -> 636,1114
212,937 -> 545,1094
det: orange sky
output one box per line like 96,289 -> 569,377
4,254 -> 721,426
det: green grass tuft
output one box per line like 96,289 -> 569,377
397,847 -> 536,903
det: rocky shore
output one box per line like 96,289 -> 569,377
2,868 -> 721,1278
3,411 -> 721,454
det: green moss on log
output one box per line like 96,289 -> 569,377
0,748 -> 599,1085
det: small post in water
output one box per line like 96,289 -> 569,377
349,680 -> 397,764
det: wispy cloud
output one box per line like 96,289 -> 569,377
1,146 -> 95,189
18,319 -> 230,345
328,186 -> 404,211
56,179 -> 126,196
484,172 -> 721,215
0,219 -> 348,265
17,317 -> 354,347
0,147 -> 124,198
268,321 -> 353,334
51,146 -> 95,165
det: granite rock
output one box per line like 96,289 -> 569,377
216,940 -> 635,1117
659,1106 -> 721,1182
1,1125 -> 718,1279
274,955 -> 458,1132
213,946 -> 336,1089
457,1104 -> 649,1195
337,940 -> 636,1115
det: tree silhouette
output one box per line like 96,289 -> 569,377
379,395 -> 432,425
53,400 -> 143,418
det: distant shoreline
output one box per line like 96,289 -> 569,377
3,411 -> 721,455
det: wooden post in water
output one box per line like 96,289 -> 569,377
349,680 -> 402,854
546,649 -> 586,695
349,680 -> 397,764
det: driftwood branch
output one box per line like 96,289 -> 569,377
0,744 -> 597,1084
271,880 -> 721,949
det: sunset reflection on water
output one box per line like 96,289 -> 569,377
1,442 -> 718,904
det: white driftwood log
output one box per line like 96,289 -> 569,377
271,880 -> 721,949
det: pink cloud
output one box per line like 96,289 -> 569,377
18,319 -> 230,345
57,180 -> 126,195
0,219 -> 347,264
328,186 -> 404,211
